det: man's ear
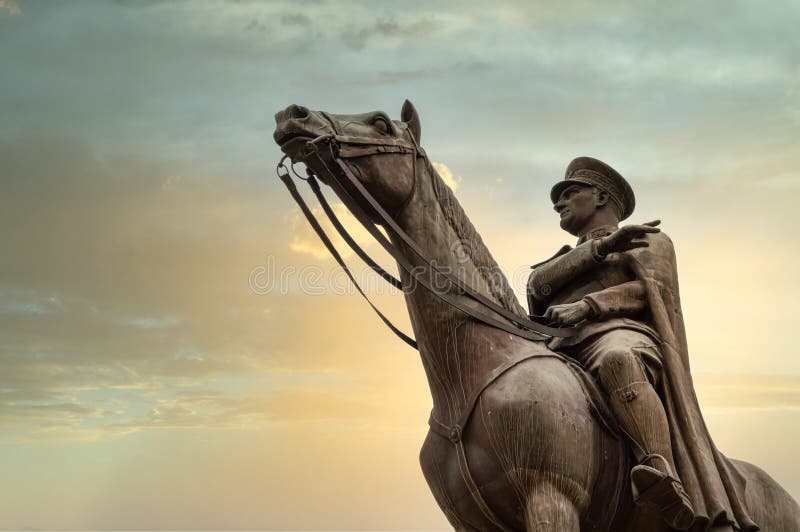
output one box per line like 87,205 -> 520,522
595,188 -> 609,208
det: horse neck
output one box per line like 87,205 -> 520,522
388,158 -> 526,424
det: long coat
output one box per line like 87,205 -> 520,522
627,232 -> 756,531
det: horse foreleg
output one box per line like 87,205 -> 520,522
524,482 -> 579,532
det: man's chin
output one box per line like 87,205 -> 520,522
559,218 -> 580,236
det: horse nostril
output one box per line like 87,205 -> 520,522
287,104 -> 309,119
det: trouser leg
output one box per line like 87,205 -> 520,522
597,349 -> 674,474
582,336 -> 695,529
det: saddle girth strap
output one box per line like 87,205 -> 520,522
455,437 -> 514,532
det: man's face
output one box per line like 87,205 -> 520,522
553,184 -> 598,235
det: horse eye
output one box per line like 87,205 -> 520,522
373,118 -> 390,134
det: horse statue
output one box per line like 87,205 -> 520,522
272,100 -> 800,531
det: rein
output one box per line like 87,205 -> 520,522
276,125 -> 581,345
277,157 -> 417,349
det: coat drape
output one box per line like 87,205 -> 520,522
627,232 -> 757,531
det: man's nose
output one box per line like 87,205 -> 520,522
553,200 -> 566,213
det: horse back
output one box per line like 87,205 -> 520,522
731,458 -> 800,531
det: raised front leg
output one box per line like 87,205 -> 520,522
525,482 -> 579,532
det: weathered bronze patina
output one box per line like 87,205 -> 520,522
273,101 -> 800,531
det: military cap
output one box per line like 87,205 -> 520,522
550,156 -> 635,220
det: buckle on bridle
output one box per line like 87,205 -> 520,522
305,133 -> 339,160
276,155 -> 291,179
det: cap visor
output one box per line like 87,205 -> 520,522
550,179 -> 590,204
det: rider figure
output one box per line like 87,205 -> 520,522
527,157 -> 695,530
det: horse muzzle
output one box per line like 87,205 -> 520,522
273,104 -> 333,161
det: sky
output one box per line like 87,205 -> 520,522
1,0 -> 799,530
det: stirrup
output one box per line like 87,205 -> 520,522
631,454 -> 695,530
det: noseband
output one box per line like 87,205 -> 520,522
276,117 -> 581,348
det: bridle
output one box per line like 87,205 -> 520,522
276,114 -> 581,349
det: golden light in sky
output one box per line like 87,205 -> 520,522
1,1 -> 798,530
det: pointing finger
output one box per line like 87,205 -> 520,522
630,225 -> 661,234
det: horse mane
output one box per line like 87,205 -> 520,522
427,161 -> 527,317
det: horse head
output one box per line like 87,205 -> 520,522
273,100 -> 424,220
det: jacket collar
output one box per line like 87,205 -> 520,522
577,224 -> 617,245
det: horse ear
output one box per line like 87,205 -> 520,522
401,99 -> 421,143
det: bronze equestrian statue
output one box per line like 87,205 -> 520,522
273,100 -> 800,531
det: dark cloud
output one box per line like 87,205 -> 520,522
340,16 -> 442,50
281,12 -> 311,26
244,18 -> 268,32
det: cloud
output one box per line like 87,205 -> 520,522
280,12 -> 311,26
0,0 -> 21,16
368,60 -> 489,85
289,200 -> 375,260
340,16 -> 442,50
694,373 -> 800,413
118,315 -> 183,329
0,369 -> 426,444
431,161 -> 460,191
0,135 -> 307,444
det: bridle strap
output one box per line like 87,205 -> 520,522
313,158 -> 556,343
307,175 -> 403,290
302,138 -> 572,340
326,144 -> 579,338
277,158 -> 417,349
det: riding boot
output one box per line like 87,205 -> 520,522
609,379 -> 674,467
630,453 -> 695,530
598,352 -> 695,530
